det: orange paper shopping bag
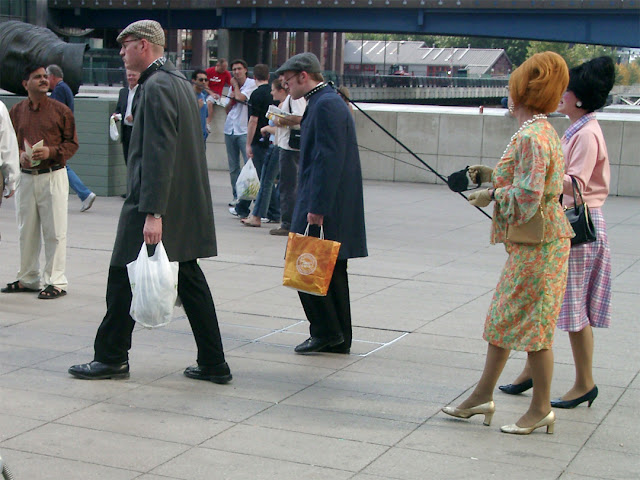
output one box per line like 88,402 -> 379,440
283,225 -> 341,296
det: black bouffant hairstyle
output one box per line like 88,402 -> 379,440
568,56 -> 616,112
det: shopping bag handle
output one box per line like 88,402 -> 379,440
303,223 -> 324,240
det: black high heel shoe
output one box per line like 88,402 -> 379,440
498,378 -> 533,395
551,386 -> 598,409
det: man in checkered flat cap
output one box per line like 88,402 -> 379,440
69,20 -> 232,384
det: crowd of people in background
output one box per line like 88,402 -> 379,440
0,17 -> 616,437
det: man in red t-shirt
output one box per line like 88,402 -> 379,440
206,58 -> 232,99
205,58 -> 232,134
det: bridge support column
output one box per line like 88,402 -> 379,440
308,32 -> 323,64
335,32 -> 344,75
167,29 -> 183,70
277,32 -> 288,68
217,30 -> 272,67
324,32 -> 334,71
191,30 -> 207,69
28,0 -> 48,26
295,31 -> 306,54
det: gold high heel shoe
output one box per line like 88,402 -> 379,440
500,411 -> 555,435
441,401 -> 495,426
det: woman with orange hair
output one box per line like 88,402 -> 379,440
441,52 -> 574,435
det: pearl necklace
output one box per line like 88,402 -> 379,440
501,114 -> 547,160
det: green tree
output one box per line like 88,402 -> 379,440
526,41 -> 617,68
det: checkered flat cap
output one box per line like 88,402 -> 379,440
117,20 -> 165,46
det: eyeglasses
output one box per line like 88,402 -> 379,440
120,39 -> 140,49
282,72 -> 300,85
196,78 -> 207,82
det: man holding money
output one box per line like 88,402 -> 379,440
1,65 -> 78,299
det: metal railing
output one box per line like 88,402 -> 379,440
82,67 -> 509,90
336,74 -> 509,89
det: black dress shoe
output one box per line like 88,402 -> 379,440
184,362 -> 232,384
68,361 -> 129,380
551,386 -> 598,409
498,378 -> 533,395
318,342 -> 351,354
294,336 -> 344,354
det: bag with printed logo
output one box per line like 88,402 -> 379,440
282,224 -> 341,296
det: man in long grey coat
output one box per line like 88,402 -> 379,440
69,20 -> 231,383
276,53 -> 367,355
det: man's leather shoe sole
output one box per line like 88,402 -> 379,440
294,336 -> 344,354
68,361 -> 130,380
318,343 -> 351,354
184,362 -> 232,384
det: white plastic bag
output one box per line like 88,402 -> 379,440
235,159 -> 260,201
109,115 -> 120,141
127,242 -> 179,328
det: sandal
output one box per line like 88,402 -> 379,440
38,285 -> 67,300
1,281 -> 39,293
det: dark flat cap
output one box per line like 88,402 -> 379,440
275,52 -> 322,75
117,20 -> 165,46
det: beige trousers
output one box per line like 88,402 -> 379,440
15,168 -> 69,290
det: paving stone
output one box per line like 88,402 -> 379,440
1,423 -> 190,472
151,447 -> 353,480
566,447 -> 639,479
0,449 -> 140,480
246,403 -> 418,445
363,445 -> 563,479
0,171 -> 637,478
201,424 -> 388,472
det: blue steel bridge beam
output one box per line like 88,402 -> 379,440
49,7 -> 639,47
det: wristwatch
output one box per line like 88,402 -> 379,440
153,213 -> 162,219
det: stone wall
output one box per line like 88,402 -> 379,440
207,103 -> 640,197
1,95 -> 126,196
3,95 -> 638,197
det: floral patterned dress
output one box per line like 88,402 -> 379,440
483,119 -> 574,352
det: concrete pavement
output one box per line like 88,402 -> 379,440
0,171 -> 638,479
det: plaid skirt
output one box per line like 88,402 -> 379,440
557,208 -> 612,332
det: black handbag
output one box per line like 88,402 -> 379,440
447,166 -> 481,193
286,96 -> 301,150
288,128 -> 301,150
564,176 -> 597,246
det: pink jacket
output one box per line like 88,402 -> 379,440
562,120 -> 610,208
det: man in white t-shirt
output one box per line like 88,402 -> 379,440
269,88 -> 306,236
224,59 -> 256,208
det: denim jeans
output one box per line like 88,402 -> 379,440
224,133 -> 247,200
67,167 -> 91,201
252,145 -> 280,220
278,148 -> 300,230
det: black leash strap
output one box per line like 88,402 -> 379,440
340,89 -> 492,220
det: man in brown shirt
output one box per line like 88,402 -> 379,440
1,65 -> 78,299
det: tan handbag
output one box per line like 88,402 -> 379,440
506,205 -> 544,245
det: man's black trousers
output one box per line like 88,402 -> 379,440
94,260 -> 225,366
298,259 -> 351,347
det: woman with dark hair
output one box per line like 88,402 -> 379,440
441,52 -> 574,435
499,57 -> 615,410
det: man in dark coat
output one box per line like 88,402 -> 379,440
69,20 -> 231,383
113,69 -> 139,165
275,53 -> 367,355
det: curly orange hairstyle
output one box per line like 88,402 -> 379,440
509,51 -> 569,114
